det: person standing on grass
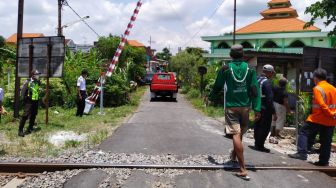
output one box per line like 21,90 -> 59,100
253,64 -> 277,153
76,69 -> 88,117
269,77 -> 292,144
18,70 -> 41,137
209,44 -> 261,180
289,68 -> 336,166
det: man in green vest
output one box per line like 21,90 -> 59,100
18,70 -> 41,137
210,44 -> 261,180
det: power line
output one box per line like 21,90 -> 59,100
182,0 -> 226,48
165,0 -> 193,37
63,0 -> 101,38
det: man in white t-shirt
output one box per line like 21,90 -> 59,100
76,70 -> 88,117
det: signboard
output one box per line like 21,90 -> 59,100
18,36 -> 65,77
301,47 -> 336,92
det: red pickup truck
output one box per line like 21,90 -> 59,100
150,72 -> 178,100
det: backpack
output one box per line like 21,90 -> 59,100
257,76 -> 268,98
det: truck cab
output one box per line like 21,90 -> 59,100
150,72 -> 178,101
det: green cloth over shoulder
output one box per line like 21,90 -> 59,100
209,60 -> 261,112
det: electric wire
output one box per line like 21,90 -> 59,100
63,0 -> 101,38
164,0 -> 193,46
182,0 -> 226,48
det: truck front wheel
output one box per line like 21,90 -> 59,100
150,92 -> 156,101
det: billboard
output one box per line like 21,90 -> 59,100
18,36 -> 65,77
301,47 -> 336,92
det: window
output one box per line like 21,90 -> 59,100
262,41 -> 279,48
217,42 -> 230,49
241,41 -> 253,48
289,40 -> 306,47
157,74 -> 171,80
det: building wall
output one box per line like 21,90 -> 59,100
211,36 -> 331,53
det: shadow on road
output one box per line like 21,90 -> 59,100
207,155 -> 257,172
150,97 -> 177,103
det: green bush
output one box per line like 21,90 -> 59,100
181,86 -> 190,94
187,89 -> 200,99
102,70 -> 130,106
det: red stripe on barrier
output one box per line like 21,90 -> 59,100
86,0 -> 143,105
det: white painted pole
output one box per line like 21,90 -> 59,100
98,76 -> 105,115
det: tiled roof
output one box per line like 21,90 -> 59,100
6,33 -> 45,44
261,7 -> 296,14
127,40 -> 145,47
268,0 -> 290,4
236,18 -> 320,34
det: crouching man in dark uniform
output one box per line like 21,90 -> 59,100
18,70 -> 41,137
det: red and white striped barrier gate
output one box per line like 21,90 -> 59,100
85,0 -> 143,110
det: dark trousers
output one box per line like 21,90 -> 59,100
297,122 -> 335,164
19,100 -> 39,132
76,91 -> 87,117
254,108 -> 273,148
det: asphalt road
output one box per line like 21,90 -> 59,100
66,90 -> 335,187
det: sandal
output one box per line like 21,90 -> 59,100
235,172 -> 251,181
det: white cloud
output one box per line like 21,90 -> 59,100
0,0 -> 332,53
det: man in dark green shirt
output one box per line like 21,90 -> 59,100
210,44 -> 261,179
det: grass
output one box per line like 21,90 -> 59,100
185,95 -> 224,118
0,86 -> 146,157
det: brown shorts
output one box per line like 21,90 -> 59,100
225,107 -> 250,135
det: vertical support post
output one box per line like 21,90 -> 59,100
58,0 -> 62,36
295,100 -> 299,146
28,44 -> 33,74
7,68 -> 11,92
98,75 -> 105,115
200,74 -> 204,97
46,43 -> 52,124
14,0 -> 25,118
233,0 -> 237,44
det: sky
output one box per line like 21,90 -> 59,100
0,0 -> 331,54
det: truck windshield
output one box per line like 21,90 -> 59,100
157,74 -> 171,80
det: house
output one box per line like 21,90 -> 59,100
76,44 -> 94,53
65,39 -> 77,52
201,0 -> 336,92
127,40 -> 146,48
6,33 -> 45,45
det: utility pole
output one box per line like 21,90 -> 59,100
58,0 -> 63,36
233,0 -> 237,44
14,0 -> 24,118
149,36 -> 155,49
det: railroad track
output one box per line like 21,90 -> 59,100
0,162 -> 335,179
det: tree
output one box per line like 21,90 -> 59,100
96,35 -> 146,68
170,50 -> 206,88
185,47 -> 206,58
155,47 -> 172,61
0,35 -> 5,47
305,0 -> 336,36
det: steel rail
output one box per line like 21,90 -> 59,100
0,163 -> 335,177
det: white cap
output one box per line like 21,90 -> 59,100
263,64 -> 275,73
